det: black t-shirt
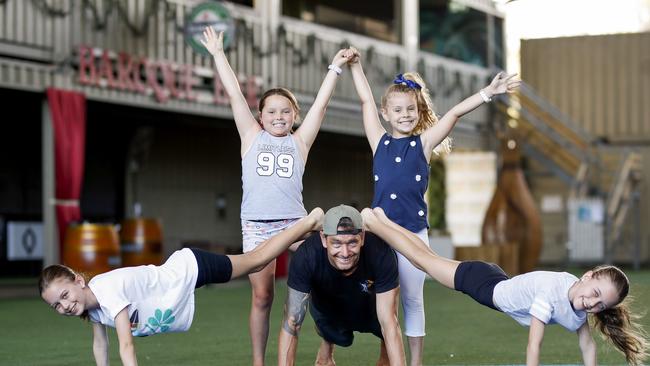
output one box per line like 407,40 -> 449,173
287,232 -> 399,329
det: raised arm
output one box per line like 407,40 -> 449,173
577,322 -> 597,366
376,288 -> 406,366
201,27 -> 261,150
294,49 -> 350,157
348,47 -> 386,153
114,308 -> 138,366
420,72 -> 520,155
278,287 -> 311,366
92,322 -> 110,366
526,316 -> 546,366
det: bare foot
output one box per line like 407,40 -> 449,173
360,207 -> 377,231
371,207 -> 388,222
306,207 -> 324,231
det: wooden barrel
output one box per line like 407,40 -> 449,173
63,223 -> 121,278
120,218 -> 163,266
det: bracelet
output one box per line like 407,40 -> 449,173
479,89 -> 492,103
328,64 -> 342,75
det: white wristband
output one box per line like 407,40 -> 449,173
328,64 -> 342,75
479,89 -> 492,103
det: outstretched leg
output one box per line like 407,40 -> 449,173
228,208 -> 323,279
361,207 -> 459,289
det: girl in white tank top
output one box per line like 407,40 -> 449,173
202,26 -> 355,365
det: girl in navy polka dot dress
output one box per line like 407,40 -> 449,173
347,47 -> 519,365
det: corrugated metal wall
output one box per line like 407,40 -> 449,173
521,33 -> 650,264
521,33 -> 650,141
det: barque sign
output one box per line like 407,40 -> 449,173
76,46 -> 261,107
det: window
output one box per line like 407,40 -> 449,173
420,0 -> 503,68
283,0 -> 400,43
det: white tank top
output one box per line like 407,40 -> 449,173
241,131 -> 307,220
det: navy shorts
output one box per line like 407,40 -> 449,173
309,303 -> 383,347
190,248 -> 233,288
454,261 -> 508,311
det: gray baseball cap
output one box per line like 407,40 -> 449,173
322,204 -> 363,235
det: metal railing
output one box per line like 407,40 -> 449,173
497,80 -> 643,264
0,0 -> 492,131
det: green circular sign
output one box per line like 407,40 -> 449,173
185,2 -> 235,56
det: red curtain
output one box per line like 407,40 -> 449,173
46,88 -> 86,260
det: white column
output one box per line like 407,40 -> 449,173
42,98 -> 58,267
257,0 -> 281,88
401,0 -> 419,71
486,14 -> 495,69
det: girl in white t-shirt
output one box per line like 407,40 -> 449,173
39,208 -> 323,366
361,207 -> 648,366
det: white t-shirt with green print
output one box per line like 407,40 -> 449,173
88,248 -> 198,336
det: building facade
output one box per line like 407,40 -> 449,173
0,0 -> 500,272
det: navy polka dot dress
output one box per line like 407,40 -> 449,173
372,133 -> 429,232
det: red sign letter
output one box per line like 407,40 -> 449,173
78,45 -> 96,85
147,61 -> 168,103
179,65 -> 197,101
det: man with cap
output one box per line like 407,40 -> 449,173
278,205 -> 405,366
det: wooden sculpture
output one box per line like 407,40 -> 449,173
482,139 -> 542,274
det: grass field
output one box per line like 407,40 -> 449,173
1,269 -> 648,365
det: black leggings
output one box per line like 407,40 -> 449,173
454,261 -> 508,311
190,248 -> 233,288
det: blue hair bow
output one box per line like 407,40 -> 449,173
393,74 -> 421,89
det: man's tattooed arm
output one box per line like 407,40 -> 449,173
282,287 -> 310,336
278,287 -> 310,365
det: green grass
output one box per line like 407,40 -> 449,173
1,270 -> 649,365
